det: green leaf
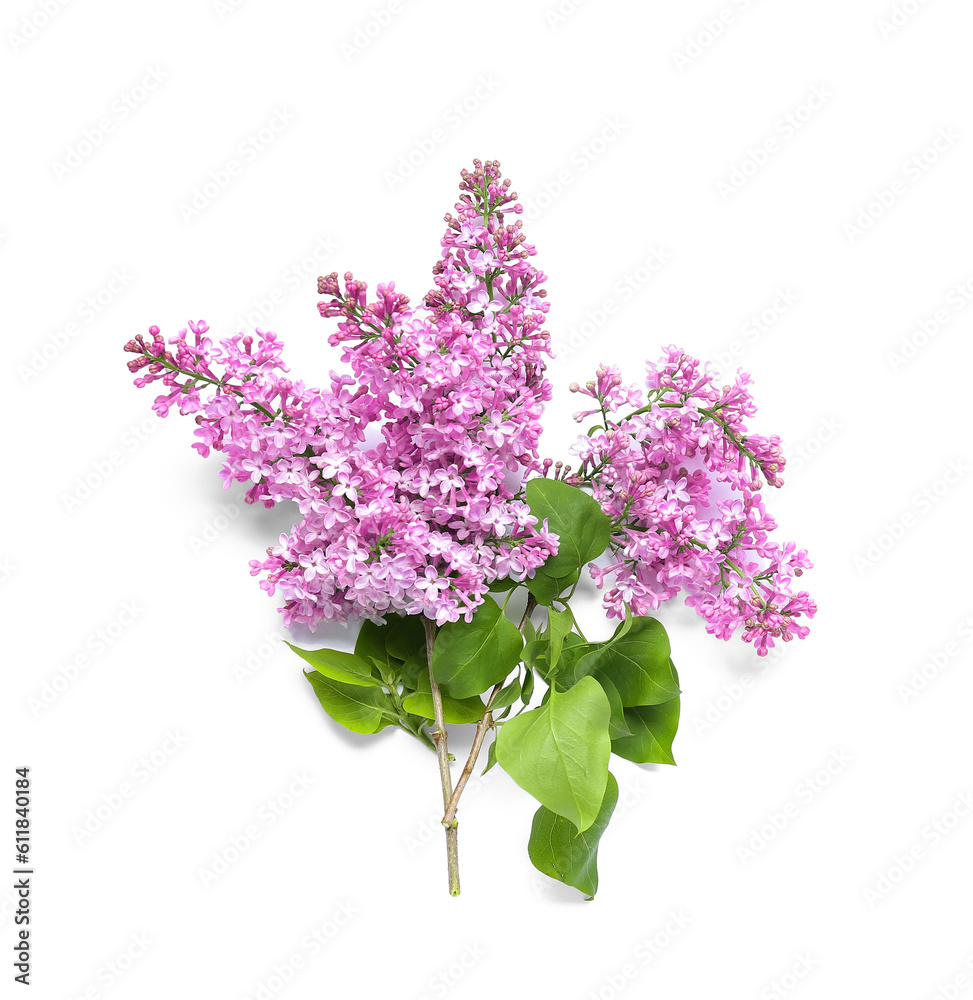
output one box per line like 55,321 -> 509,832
491,674 -> 522,711
354,620 -> 393,669
550,636 -> 602,689
483,738 -> 499,774
526,571 -> 566,606
399,650 -> 427,688
386,614 -> 426,661
521,638 -> 546,670
286,643 -> 379,688
432,598 -> 523,699
531,631 -> 589,682
526,478 -> 611,604
401,671 -> 485,725
610,696 -> 680,764
528,772 -> 618,899
545,607 -> 574,671
488,576 -> 520,593
303,671 -> 395,735
495,676 -> 611,831
521,666 -> 534,704
583,617 -> 678,707
599,675 -> 632,739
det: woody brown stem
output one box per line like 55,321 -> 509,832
424,616 -> 460,896
441,594 -> 537,829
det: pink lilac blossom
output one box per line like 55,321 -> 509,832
125,160 -> 558,627
124,159 -> 813,655
566,352 -> 816,654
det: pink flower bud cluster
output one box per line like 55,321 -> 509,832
569,349 -> 816,654
126,160 -> 558,627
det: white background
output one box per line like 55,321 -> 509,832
3,0 -> 973,997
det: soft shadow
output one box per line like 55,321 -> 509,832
288,617 -> 355,653
206,478 -> 302,545
533,878 -> 594,904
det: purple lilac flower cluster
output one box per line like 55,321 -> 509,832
125,160 -> 557,627
567,353 -> 816,654
124,159 -> 814,655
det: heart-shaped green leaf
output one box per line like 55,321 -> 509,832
495,676 -> 611,831
610,696 -> 680,764
528,772 -> 618,899
432,598 -> 523,699
304,671 -> 395,735
526,478 -> 611,604
583,618 -> 678,707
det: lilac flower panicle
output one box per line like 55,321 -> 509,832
126,160 -> 558,627
125,161 -> 813,655
566,350 -> 815,654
